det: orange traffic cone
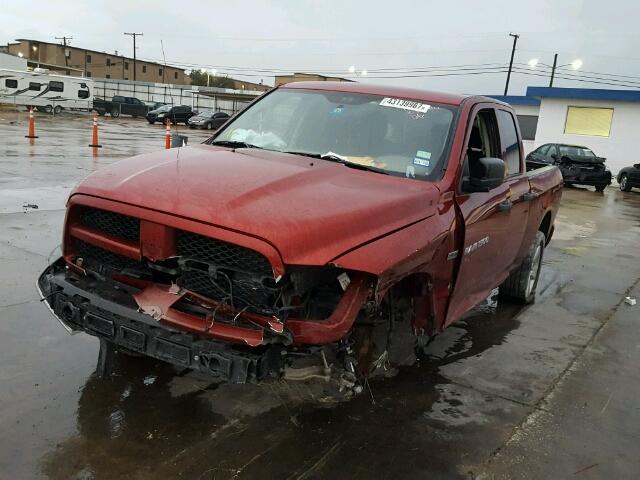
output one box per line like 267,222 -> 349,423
25,108 -> 38,139
88,113 -> 102,148
165,121 -> 171,149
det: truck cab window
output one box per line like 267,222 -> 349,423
465,109 -> 500,180
497,109 -> 522,176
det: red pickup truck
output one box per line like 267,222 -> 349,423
39,82 -> 562,384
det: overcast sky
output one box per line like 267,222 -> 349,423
3,0 -> 639,94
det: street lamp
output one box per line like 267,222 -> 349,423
360,69 -> 368,77
200,68 -> 217,87
17,52 -> 23,58
527,54 -> 583,87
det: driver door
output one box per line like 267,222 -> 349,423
445,106 -> 522,326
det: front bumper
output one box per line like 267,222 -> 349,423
37,258 -> 284,383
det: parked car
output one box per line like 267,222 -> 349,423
526,143 -> 611,192
146,105 -> 194,125
93,96 -> 149,118
188,110 -> 230,130
38,83 -> 562,385
617,163 -> 640,192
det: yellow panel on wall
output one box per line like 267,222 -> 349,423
564,106 -> 613,137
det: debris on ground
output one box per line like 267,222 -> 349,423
22,203 -> 39,212
624,296 -> 636,306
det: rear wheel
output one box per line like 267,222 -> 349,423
619,174 -> 631,192
43,104 -> 53,114
206,122 -> 213,130
111,108 -> 120,118
53,105 -> 62,114
499,231 -> 545,304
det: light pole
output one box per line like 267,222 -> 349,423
528,55 -> 583,87
200,68 -> 217,87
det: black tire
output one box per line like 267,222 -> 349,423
148,120 -> 155,125
499,231 -> 545,304
111,108 -> 120,118
206,122 -> 213,130
97,111 -> 105,116
595,184 -> 607,192
619,174 -> 632,192
44,104 -> 53,114
53,105 -> 63,114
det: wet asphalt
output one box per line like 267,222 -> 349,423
0,108 -> 639,479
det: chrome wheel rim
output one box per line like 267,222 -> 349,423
621,177 -> 627,190
526,244 -> 542,298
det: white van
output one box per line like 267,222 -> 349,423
0,68 -> 94,113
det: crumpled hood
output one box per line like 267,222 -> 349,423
72,145 -> 440,265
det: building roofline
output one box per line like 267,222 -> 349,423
12,38 -> 185,71
526,86 -> 640,103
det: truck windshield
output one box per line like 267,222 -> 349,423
211,89 -> 457,180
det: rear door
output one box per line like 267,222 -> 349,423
445,105 -> 529,326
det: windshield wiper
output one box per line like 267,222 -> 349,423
283,151 -> 388,175
210,140 -> 262,149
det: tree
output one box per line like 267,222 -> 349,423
189,70 -> 235,89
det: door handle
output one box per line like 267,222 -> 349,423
522,192 -> 539,202
498,200 -> 512,212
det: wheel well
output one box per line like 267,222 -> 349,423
539,211 -> 552,243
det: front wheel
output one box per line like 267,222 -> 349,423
595,184 -> 607,192
53,105 -> 63,114
619,174 -> 631,192
111,108 -> 120,118
43,104 -> 53,114
499,231 -> 545,304
206,122 -> 213,130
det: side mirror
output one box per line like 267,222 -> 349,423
634,163 -> 640,169
464,157 -> 506,192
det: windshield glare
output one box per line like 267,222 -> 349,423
212,89 -> 457,180
156,105 -> 171,112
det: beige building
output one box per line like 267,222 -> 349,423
274,72 -> 354,86
1,39 -> 189,84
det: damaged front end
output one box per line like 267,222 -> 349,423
38,200 -> 376,384
557,156 -> 612,187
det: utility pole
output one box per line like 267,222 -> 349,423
504,33 -> 519,95
549,53 -> 558,87
124,32 -> 143,81
55,36 -> 73,67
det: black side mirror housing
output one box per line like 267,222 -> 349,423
463,157 -> 506,192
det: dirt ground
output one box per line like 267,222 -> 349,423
1,109 -> 639,479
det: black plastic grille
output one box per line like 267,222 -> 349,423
181,269 -> 273,314
177,232 -> 272,276
75,240 -> 139,271
177,232 -> 275,314
80,208 -> 140,242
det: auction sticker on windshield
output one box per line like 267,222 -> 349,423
379,97 -> 431,113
